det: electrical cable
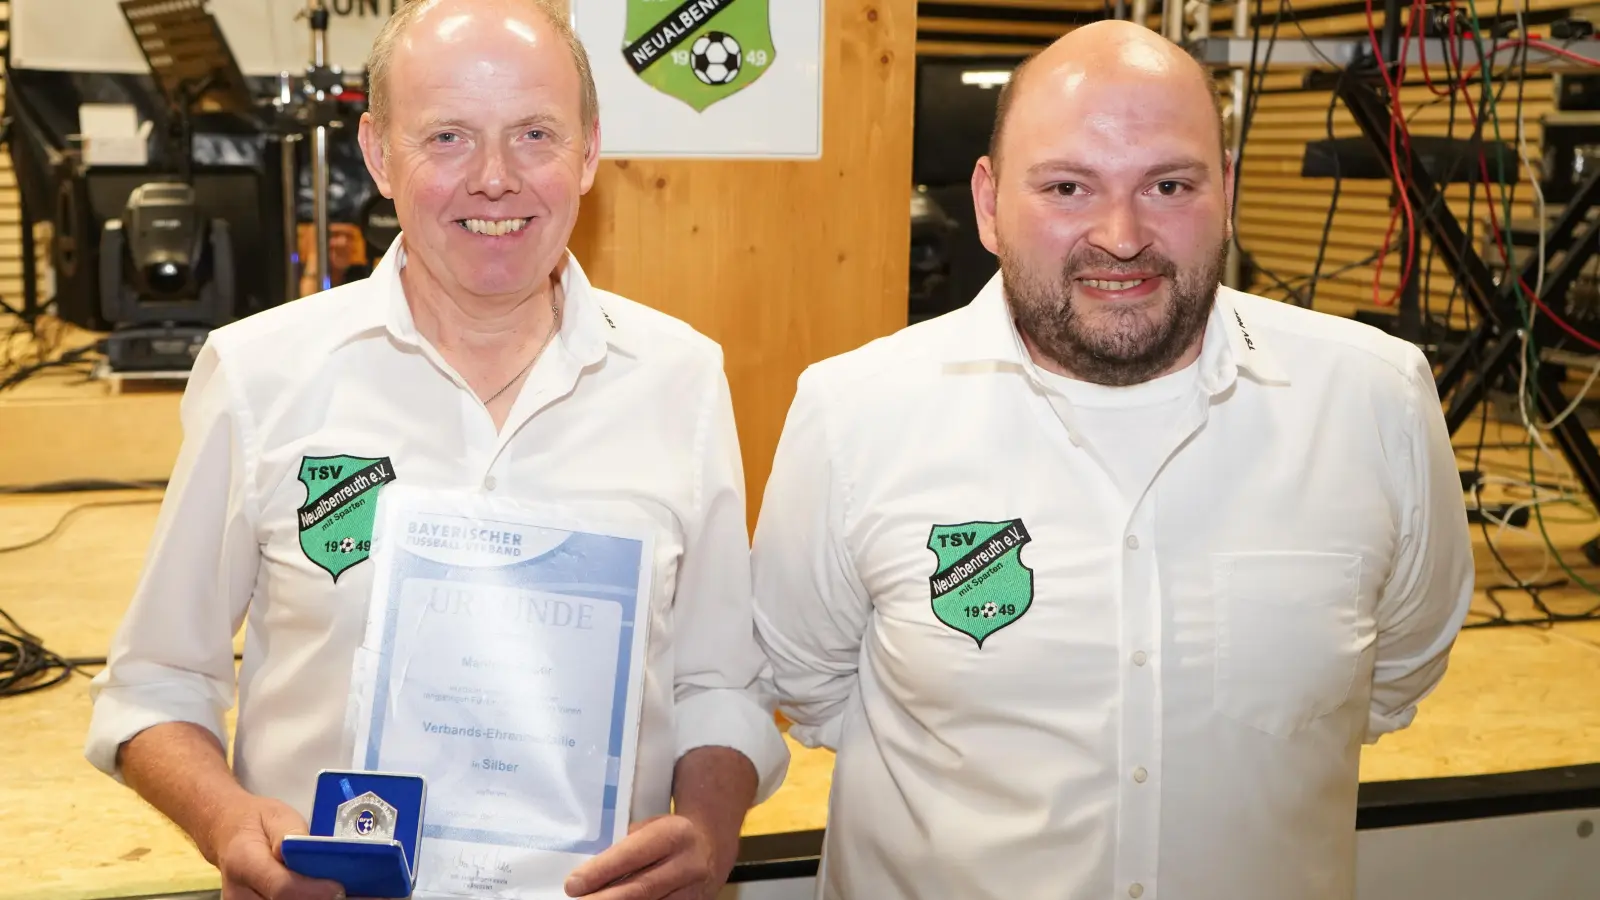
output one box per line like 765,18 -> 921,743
1364,0 -> 1420,308
1440,0 -> 1476,338
1445,0 -> 1600,612
0,479 -> 168,495
0,497 -> 162,555
1439,0 -> 1475,347
1416,0 -> 1466,341
1473,26 -> 1600,597
1282,0 -> 1354,69
0,606 -> 91,697
0,490 -> 246,699
1233,0 -> 1357,306
1306,68 -> 1345,310
0,604 -> 244,699
1232,0 -> 1306,299
1234,0 -> 1272,196
1444,3 -> 1560,611
0,342 -> 104,393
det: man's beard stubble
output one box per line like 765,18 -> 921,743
1000,239 -> 1229,387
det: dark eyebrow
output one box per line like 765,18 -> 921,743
1025,162 -> 1101,180
1024,158 -> 1212,181
1145,158 -> 1209,178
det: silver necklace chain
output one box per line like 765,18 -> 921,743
484,300 -> 561,405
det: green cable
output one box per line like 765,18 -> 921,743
1529,440 -> 1600,591
1457,0 -> 1600,593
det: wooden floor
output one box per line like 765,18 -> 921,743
3,422 -> 1600,899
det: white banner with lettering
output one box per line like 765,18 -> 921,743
10,0 -> 396,76
10,0 -> 823,159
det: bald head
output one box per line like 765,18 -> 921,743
988,21 -> 1226,173
366,0 -> 598,149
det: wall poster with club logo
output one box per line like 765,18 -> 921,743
574,0 -> 824,159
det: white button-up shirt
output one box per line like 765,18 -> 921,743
751,276 -> 1473,900
86,241 -> 789,824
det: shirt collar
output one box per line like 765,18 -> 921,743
367,234 -> 625,366
1210,285 -> 1290,389
948,273 -> 1034,366
945,272 -> 1290,391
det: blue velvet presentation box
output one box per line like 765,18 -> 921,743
281,770 -> 427,898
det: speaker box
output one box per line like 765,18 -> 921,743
913,183 -> 997,324
51,166 -> 114,331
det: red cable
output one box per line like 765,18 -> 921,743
1473,140 -> 1600,353
1525,38 -> 1600,67
1366,0 -> 1418,306
1364,0 -> 1397,303
1339,26 -> 1600,328
1396,9 -> 1420,304
1449,36 -> 1600,350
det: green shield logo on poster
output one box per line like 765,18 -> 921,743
297,454 -> 397,582
623,0 -> 776,112
927,520 -> 1034,648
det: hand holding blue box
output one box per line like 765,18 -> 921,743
281,770 -> 427,899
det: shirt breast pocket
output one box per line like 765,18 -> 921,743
1212,551 -> 1365,738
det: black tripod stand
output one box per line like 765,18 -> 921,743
1305,21 -> 1600,559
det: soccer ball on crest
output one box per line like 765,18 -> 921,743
691,32 -> 742,86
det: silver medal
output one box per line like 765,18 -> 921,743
334,790 -> 399,841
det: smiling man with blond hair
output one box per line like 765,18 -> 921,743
86,2 -> 788,898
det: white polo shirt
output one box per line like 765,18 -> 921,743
85,240 -> 790,824
751,275 -> 1473,900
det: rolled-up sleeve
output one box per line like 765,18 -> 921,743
1366,345 -> 1475,742
670,356 -> 790,803
750,370 -> 872,752
84,341 -> 261,778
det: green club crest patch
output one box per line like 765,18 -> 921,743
297,455 -> 396,581
928,520 -> 1034,648
623,0 -> 776,112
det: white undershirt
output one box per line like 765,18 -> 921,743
1036,358 -> 1202,502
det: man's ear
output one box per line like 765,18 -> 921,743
358,112 -> 393,199
972,156 -> 1001,256
1223,148 -> 1237,242
579,119 -> 602,195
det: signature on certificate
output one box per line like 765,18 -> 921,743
454,845 -> 514,878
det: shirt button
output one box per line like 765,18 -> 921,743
1125,535 -> 1140,550
1132,650 -> 1148,667
1129,884 -> 1145,899
1133,766 -> 1148,783
483,475 -> 498,491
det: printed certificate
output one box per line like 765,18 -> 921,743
348,484 -> 654,898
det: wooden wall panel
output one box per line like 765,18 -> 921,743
568,0 -> 918,527
915,0 -> 1089,56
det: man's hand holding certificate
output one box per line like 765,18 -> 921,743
350,485 -> 657,898
562,814 -> 716,900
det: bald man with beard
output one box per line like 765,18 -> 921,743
751,21 -> 1472,900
